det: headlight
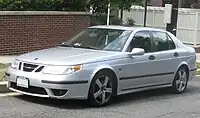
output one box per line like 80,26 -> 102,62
11,60 -> 20,69
42,65 -> 82,75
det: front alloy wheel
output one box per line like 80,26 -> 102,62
88,72 -> 113,107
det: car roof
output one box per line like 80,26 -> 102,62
89,25 -> 167,32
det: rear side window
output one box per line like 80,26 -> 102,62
167,35 -> 176,49
152,31 -> 176,52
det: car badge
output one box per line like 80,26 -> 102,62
34,58 -> 38,60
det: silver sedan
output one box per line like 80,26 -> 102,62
6,25 -> 197,107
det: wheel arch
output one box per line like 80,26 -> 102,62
89,65 -> 119,96
172,61 -> 190,94
175,61 -> 190,79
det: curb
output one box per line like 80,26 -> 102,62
0,81 -> 10,93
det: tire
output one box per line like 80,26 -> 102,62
88,71 -> 114,107
172,67 -> 189,94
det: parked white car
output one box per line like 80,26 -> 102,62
6,25 -> 197,107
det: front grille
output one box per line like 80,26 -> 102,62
23,63 -> 38,72
35,66 -> 45,72
19,62 -> 22,70
10,82 -> 47,95
18,62 -> 44,72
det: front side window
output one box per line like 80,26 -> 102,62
152,31 -> 170,52
127,31 -> 152,53
62,28 -> 132,52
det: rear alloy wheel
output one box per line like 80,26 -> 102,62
88,72 -> 113,107
172,67 -> 188,94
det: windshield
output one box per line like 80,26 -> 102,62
62,28 -> 132,52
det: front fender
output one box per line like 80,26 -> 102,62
90,64 -> 119,80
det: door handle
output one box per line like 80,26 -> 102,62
174,52 -> 179,57
149,55 -> 155,60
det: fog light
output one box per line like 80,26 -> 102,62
52,89 -> 68,96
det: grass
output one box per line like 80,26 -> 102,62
196,62 -> 200,69
0,63 -> 5,69
0,70 -> 5,81
196,62 -> 200,75
0,63 -> 7,81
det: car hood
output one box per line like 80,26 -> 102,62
16,47 -> 125,65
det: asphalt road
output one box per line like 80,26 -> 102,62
1,77 -> 200,118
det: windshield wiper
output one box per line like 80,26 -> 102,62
60,44 -> 99,50
73,45 -> 99,50
60,44 -> 72,47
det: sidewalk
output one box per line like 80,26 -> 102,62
0,56 -> 16,64
197,53 -> 200,62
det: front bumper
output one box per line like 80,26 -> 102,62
6,67 -> 91,100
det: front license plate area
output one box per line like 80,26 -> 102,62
16,77 -> 29,88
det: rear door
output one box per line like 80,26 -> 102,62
150,31 -> 179,84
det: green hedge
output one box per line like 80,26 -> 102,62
0,0 -> 86,11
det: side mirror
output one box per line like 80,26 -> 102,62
61,42 -> 65,45
128,48 -> 145,56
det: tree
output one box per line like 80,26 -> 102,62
88,0 -> 143,24
111,0 -> 143,24
87,0 -> 108,14
0,0 -> 87,11
190,0 -> 200,8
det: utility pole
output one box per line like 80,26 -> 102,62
107,1 -> 111,25
166,0 -> 179,36
143,0 -> 148,27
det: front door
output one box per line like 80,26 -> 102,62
119,30 -> 159,91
